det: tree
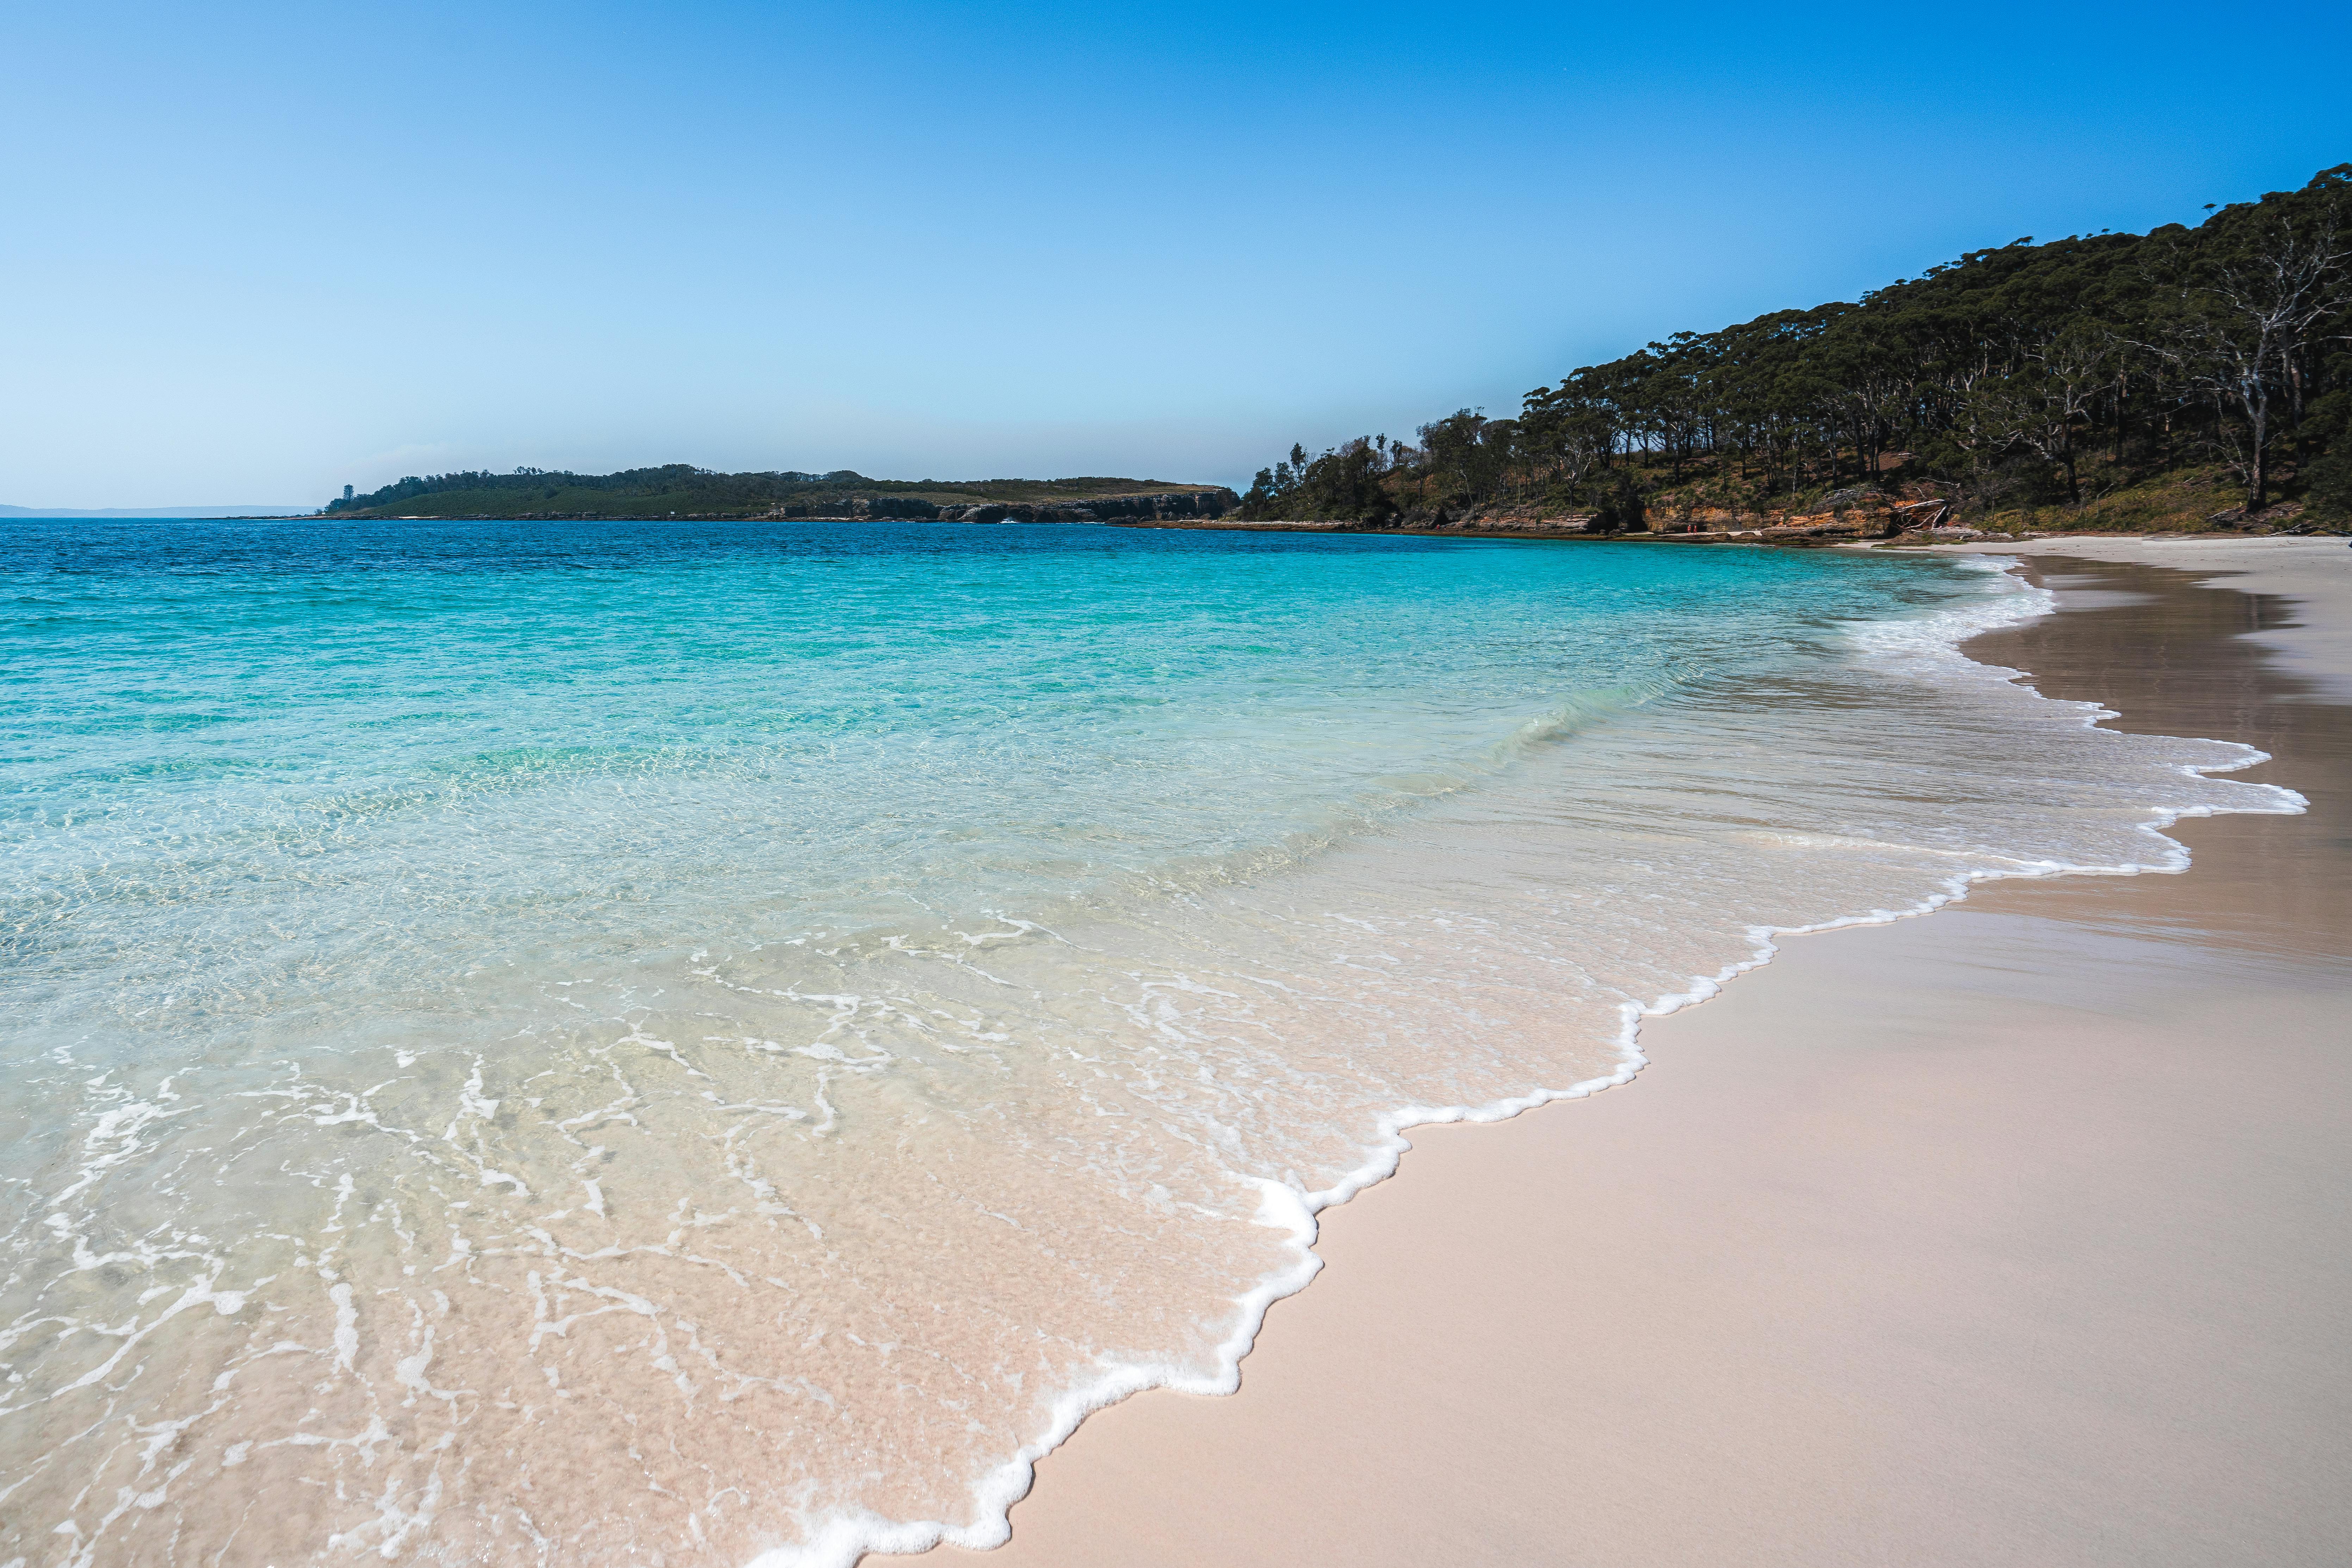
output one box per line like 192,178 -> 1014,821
2139,180 -> 2352,508
1960,322 -> 2118,503
2305,444 -> 2352,524
1227,164 -> 2350,531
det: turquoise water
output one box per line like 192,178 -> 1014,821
0,520 -> 2292,1566
7,520 -> 1925,974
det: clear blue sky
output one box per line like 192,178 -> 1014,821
4,0 -> 2346,508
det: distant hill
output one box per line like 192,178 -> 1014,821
0,503 -> 313,518
327,465 -> 1239,522
1233,162 -> 2352,535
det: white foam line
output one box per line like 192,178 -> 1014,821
746,556 -> 2308,1568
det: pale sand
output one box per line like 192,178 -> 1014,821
1931,534 -> 2352,701
933,543 -> 2352,1567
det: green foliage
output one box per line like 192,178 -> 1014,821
1239,437 -> 1406,521
328,466 -> 1225,519
1575,469 -> 1646,533
2306,445 -> 2352,523
1243,165 -> 2352,527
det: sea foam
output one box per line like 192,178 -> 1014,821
0,522 -> 2301,1567
752,554 -> 2304,1568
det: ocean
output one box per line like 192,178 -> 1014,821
0,518 -> 2297,1566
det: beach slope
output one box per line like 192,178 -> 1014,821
941,540 -> 2352,1568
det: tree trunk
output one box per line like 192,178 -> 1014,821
2248,391 -> 2270,510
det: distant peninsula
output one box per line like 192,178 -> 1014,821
325,466 -> 1240,524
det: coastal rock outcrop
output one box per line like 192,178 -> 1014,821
762,489 -> 1242,524
1388,503 -> 1604,535
1641,486 -> 1938,542
946,491 -> 1241,524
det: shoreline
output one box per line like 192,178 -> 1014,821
925,541 -> 2351,1568
772,548 -> 2133,1568
1920,534 -> 2352,702
1120,514 -> 2352,549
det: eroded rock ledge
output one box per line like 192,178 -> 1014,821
762,490 -> 1239,523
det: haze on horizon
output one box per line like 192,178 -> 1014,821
4,0 -> 2347,513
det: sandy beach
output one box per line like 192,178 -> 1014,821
939,537 -> 2352,1567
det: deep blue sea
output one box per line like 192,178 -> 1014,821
0,519 -> 2292,1566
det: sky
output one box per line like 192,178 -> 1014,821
3,1 -> 2348,510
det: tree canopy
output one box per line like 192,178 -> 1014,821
327,467 -> 1228,520
1240,165 -> 2352,528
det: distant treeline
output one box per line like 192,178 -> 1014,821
1241,165 -> 2352,528
327,466 -> 1234,520
328,465 -> 857,514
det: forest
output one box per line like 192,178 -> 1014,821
1238,165 -> 2352,532
325,467 -> 1229,520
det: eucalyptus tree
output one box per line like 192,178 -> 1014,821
1232,163 -> 2349,527
2138,169 -> 2352,508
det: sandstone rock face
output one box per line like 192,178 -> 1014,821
1388,504 -> 1601,535
1638,485 -> 1950,541
847,498 -> 941,521
1232,487 -> 1937,545
945,491 -> 1240,524
767,489 -> 1240,524
1041,491 -> 1239,523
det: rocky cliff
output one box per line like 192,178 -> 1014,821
759,490 -> 1240,524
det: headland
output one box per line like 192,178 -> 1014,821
323,465 -> 1240,523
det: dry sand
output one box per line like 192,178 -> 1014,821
933,540 -> 2352,1568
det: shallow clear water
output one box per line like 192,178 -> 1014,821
0,520 -> 2294,1566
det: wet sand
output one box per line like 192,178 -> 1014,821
1933,534 -> 2352,702
936,543 -> 2352,1567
